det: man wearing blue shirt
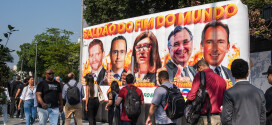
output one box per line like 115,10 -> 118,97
62,72 -> 85,125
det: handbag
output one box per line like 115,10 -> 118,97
97,85 -> 104,103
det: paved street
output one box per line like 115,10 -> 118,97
0,117 -> 109,125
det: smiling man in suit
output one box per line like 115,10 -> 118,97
166,26 -> 197,82
88,39 -> 106,85
201,21 -> 235,84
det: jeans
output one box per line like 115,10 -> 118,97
38,107 -> 59,125
24,99 -> 37,125
120,121 -> 137,125
1,104 -> 8,124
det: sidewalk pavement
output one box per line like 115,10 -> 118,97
0,117 -> 109,125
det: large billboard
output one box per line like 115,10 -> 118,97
81,0 -> 249,103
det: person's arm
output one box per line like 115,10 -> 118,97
105,92 -> 113,110
36,92 -> 47,109
15,89 -> 21,99
146,104 -> 158,125
186,73 -> 201,101
58,92 -> 63,112
18,99 -> 23,110
260,91 -> 266,125
221,91 -> 233,125
85,85 -> 89,111
115,97 -> 122,106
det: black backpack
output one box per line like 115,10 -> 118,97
160,84 -> 186,120
185,71 -> 211,125
124,86 -> 141,120
66,82 -> 80,105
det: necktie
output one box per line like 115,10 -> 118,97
215,66 -> 223,77
113,74 -> 120,79
183,67 -> 189,77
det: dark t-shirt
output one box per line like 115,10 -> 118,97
17,83 -> 25,97
36,80 -> 61,108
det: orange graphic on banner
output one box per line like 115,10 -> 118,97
188,50 -> 203,66
228,44 -> 240,69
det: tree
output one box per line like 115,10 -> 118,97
83,0 -> 272,40
0,25 -> 17,84
17,28 -> 80,82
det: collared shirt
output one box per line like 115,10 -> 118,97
62,80 -> 85,105
187,69 -> 226,114
210,65 -> 227,80
111,68 -> 124,80
151,81 -> 177,124
92,66 -> 103,81
20,85 -> 37,106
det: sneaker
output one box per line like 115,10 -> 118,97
20,118 -> 24,120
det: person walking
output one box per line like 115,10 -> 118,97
186,59 -> 226,125
221,59 -> 266,125
0,81 -> 11,125
84,73 -> 101,125
115,74 -> 144,125
9,75 -> 22,118
36,69 -> 63,125
263,65 -> 272,125
62,72 -> 84,125
15,78 -> 27,120
146,70 -> 178,125
105,81 -> 120,125
18,76 -> 37,125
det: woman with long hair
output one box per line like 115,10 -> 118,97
105,81 -> 120,125
84,73 -> 102,125
18,76 -> 37,125
0,81 -> 10,125
132,31 -> 162,84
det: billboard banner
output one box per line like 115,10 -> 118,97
81,0 -> 249,103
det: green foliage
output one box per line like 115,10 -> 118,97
17,28 -> 80,81
0,25 -> 17,85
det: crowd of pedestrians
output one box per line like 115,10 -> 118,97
0,58 -> 272,125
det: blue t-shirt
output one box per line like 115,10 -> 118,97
151,81 -> 177,124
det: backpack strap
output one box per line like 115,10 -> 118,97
159,85 -> 169,109
73,82 -> 78,87
200,71 -> 211,125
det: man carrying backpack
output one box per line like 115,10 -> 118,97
115,74 -> 144,125
62,72 -> 85,125
146,70 -> 183,125
186,59 -> 226,125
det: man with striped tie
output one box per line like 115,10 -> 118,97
166,26 -> 197,83
200,21 -> 235,84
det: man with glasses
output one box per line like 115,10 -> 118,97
166,26 -> 197,82
106,36 -> 127,84
36,69 -> 63,125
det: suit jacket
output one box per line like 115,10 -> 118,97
221,81 -> 266,125
93,67 -> 106,85
166,60 -> 197,82
221,66 -> 236,84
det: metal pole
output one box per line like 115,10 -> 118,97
79,0 -> 84,82
34,43 -> 37,84
20,59 -> 23,79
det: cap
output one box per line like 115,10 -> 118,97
262,65 -> 272,75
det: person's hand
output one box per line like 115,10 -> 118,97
106,70 -> 114,84
41,103 -> 47,109
145,116 -> 152,125
121,72 -> 127,84
105,105 -> 109,110
59,105 -> 63,112
85,105 -> 88,111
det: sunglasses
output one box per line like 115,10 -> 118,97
47,72 -> 54,75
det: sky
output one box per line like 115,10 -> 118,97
0,1 -> 82,69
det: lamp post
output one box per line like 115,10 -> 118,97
34,43 -> 37,84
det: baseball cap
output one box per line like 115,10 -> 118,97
262,65 -> 272,75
